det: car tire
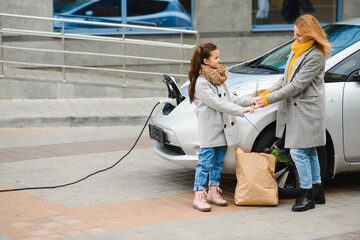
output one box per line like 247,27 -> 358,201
252,124 -> 328,199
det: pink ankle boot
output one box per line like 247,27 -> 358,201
207,185 -> 228,206
193,190 -> 211,212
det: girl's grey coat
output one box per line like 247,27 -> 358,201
266,45 -> 326,148
194,76 -> 253,148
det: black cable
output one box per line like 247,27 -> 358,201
0,102 -> 161,193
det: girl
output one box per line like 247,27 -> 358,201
188,43 -> 255,212
255,14 -> 331,212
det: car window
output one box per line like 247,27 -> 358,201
240,24 -> 360,74
325,50 -> 360,83
251,41 -> 292,71
75,0 -> 121,17
55,0 -> 90,13
325,24 -> 360,56
127,0 -> 169,16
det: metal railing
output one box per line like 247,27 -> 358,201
0,13 -> 198,85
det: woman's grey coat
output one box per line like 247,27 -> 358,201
266,45 -> 326,148
194,76 -> 253,148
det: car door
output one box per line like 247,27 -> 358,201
325,49 -> 360,165
342,50 -> 360,163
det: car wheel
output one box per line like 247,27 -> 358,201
252,124 -> 327,199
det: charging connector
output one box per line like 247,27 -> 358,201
159,98 -> 177,107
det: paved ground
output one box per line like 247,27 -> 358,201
0,68 -> 168,128
1,70 -> 360,239
0,97 -> 162,128
1,126 -> 360,240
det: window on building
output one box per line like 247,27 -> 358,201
252,0 -> 339,32
53,0 -> 193,35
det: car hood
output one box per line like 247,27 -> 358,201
179,63 -> 282,97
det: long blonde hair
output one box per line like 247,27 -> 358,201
188,43 -> 217,103
294,14 -> 331,57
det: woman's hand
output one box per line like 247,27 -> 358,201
253,96 -> 267,108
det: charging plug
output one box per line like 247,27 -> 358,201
159,98 -> 177,106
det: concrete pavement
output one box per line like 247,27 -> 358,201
1,126 -> 360,239
0,68 -> 168,128
0,97 -> 162,128
1,70 -> 360,239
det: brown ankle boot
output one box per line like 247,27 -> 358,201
193,190 -> 211,212
207,185 -> 228,206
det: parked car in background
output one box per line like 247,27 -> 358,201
149,18 -> 360,198
53,0 -> 192,34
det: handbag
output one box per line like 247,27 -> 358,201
234,146 -> 278,206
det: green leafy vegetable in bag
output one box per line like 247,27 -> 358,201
270,141 -> 293,164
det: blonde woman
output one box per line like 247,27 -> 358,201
255,14 -> 331,212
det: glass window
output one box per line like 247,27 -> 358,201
229,23 -> 360,75
325,25 -> 360,56
74,0 -> 121,17
325,50 -> 360,83
127,0 -> 168,16
126,0 -> 191,28
53,0 -> 193,35
55,0 -> 90,13
252,0 -> 339,32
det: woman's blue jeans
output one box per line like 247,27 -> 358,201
193,146 -> 227,191
290,148 -> 321,189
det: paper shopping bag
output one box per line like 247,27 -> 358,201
234,146 -> 278,206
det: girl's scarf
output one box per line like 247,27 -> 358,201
200,64 -> 227,85
287,39 -> 315,82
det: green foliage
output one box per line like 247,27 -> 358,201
270,144 -> 292,164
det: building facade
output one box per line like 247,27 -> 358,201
1,0 -> 359,74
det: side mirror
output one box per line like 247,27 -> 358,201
353,70 -> 360,81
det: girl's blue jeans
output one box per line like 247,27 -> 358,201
290,147 -> 322,189
193,146 -> 227,191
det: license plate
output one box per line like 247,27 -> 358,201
149,124 -> 165,144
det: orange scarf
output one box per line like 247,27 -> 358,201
287,39 -> 314,83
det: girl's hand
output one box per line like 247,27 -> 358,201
244,106 -> 255,113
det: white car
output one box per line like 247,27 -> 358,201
149,18 -> 360,198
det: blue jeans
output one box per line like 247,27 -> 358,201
290,148 -> 321,189
193,146 -> 227,191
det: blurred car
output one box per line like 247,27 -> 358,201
53,0 -> 192,34
149,18 -> 360,198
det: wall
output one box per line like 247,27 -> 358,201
341,0 -> 360,21
193,0 -> 293,65
1,0 -> 359,77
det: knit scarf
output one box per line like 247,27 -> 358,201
287,39 -> 314,82
199,64 -> 227,85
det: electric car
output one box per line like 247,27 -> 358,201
53,0 -> 192,34
149,18 -> 360,198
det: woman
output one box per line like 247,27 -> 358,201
255,14 -> 331,212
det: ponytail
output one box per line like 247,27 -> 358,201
188,43 -> 217,103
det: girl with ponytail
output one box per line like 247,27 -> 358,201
188,43 -> 255,212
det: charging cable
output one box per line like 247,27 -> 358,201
0,101 -> 164,193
